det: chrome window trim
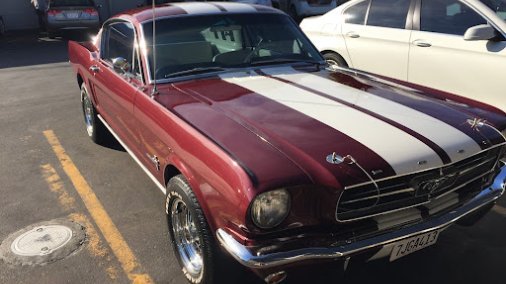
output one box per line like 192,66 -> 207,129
100,18 -> 146,85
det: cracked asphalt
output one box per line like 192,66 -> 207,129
0,31 -> 505,284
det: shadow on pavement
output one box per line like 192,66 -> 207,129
0,30 -> 95,69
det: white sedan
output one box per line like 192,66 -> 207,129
301,0 -> 506,112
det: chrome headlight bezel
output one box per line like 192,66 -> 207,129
250,189 -> 291,229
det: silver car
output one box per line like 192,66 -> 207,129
46,0 -> 100,37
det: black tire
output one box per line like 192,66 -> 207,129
80,83 -> 107,144
323,52 -> 348,70
165,175 -> 220,284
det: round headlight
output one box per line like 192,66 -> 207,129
251,189 -> 290,229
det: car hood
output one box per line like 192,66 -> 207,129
155,66 -> 506,189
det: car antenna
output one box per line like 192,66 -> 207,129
150,0 -> 159,98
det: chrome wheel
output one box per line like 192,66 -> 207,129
81,88 -> 94,137
171,197 -> 204,279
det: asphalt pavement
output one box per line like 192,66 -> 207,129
0,31 -> 505,284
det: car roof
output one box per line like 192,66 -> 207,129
118,2 -> 283,23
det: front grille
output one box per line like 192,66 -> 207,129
336,147 -> 502,222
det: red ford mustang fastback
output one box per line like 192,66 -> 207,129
68,2 -> 506,283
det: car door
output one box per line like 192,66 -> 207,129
90,21 -> 144,148
341,0 -> 414,80
408,0 -> 506,109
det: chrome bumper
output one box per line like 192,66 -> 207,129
217,166 -> 506,269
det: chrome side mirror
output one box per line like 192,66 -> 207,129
112,57 -> 131,73
463,24 -> 497,41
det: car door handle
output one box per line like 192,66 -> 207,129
346,32 -> 360,38
412,40 -> 432,47
89,65 -> 100,73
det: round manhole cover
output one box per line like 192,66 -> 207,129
0,219 -> 86,266
11,225 -> 73,256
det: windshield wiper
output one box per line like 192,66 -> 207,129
163,67 -> 226,78
243,36 -> 264,64
250,58 -> 324,67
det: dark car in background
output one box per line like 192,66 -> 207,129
46,0 -> 100,37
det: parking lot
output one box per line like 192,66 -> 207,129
1,32 -> 506,284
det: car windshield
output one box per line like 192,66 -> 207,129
479,0 -> 506,20
50,0 -> 94,7
142,13 -> 323,80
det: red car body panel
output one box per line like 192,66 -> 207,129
68,4 -> 506,276
68,28 -> 506,235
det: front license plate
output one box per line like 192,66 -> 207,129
389,230 -> 440,261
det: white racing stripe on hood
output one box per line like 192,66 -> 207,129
171,2 -> 221,14
220,72 -> 444,175
263,67 -> 482,163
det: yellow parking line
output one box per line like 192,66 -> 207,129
43,130 -> 153,284
40,163 -> 119,281
41,163 -> 78,212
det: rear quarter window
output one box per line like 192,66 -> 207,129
344,0 -> 370,25
366,0 -> 411,29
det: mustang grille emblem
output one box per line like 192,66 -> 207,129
417,173 -> 458,195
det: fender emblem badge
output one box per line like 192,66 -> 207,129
146,153 -> 160,171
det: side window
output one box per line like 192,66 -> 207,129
344,0 -> 370,25
132,48 -> 142,80
101,22 -> 136,74
366,0 -> 412,29
421,0 -> 487,35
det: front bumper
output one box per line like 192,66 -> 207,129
217,165 -> 506,269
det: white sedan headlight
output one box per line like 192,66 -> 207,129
251,189 -> 291,229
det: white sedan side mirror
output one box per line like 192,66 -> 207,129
463,24 -> 498,41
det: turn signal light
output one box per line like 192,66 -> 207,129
83,8 -> 98,16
